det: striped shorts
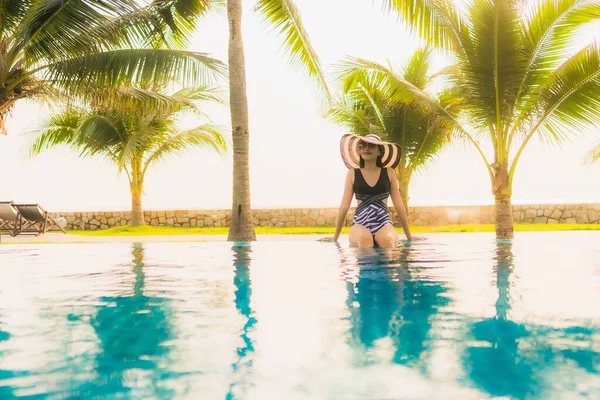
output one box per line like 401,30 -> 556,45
352,201 -> 393,236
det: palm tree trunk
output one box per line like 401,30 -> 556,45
227,0 -> 256,242
131,187 -> 144,227
495,192 -> 514,239
400,178 -> 410,209
130,159 -> 145,227
492,163 -> 513,239
396,166 -> 410,214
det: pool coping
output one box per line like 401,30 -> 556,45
0,233 -> 345,244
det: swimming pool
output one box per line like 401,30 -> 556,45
1,232 -> 599,399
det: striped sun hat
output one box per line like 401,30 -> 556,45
340,133 -> 402,169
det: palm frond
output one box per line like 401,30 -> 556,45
75,114 -> 127,159
516,0 -> 600,127
535,43 -> 600,140
325,96 -> 384,135
402,46 -> 433,90
255,0 -> 331,100
170,85 -> 224,104
458,0 -> 527,134
38,49 -> 226,96
0,0 -> 32,36
523,0 -> 600,73
509,42 -> 600,178
382,0 -> 467,53
28,108 -> 84,156
143,123 -> 228,174
11,0 -> 135,62
63,85 -> 220,119
583,140 -> 600,164
147,0 -> 213,47
334,57 -> 456,122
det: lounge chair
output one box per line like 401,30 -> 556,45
12,203 -> 67,236
0,201 -> 20,236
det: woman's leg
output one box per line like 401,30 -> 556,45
349,224 -> 374,248
374,223 -> 399,248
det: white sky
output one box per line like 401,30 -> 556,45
1,0 -> 599,212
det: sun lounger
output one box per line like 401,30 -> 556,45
0,202 -> 20,236
12,204 -> 67,235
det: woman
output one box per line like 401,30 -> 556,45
320,133 -> 416,248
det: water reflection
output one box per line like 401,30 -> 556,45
74,243 -> 175,398
463,241 -> 533,397
0,317 -> 14,399
341,244 -> 450,370
463,242 -> 600,398
227,244 -> 257,400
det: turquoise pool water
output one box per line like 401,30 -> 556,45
1,232 -> 599,399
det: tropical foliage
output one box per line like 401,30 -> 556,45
28,85 -> 227,226
329,47 -> 457,207
0,0 -> 224,135
362,0 -> 600,238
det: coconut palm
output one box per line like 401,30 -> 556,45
328,47 -> 456,207
225,0 -> 330,241
29,86 -> 228,227
353,0 -> 600,238
0,0 -> 224,135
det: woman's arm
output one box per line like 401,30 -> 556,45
388,168 -> 413,240
321,169 -> 354,242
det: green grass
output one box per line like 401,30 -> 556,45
67,223 -> 600,236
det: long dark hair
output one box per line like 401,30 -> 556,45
359,145 -> 384,168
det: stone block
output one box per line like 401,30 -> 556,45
575,212 -> 589,224
525,210 -> 536,219
550,210 -> 562,220
587,212 -> 600,223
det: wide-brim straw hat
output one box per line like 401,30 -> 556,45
340,133 -> 402,169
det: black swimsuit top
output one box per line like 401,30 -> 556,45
354,168 -> 390,202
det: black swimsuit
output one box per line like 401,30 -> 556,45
352,168 -> 392,235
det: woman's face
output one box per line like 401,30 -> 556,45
359,141 -> 380,162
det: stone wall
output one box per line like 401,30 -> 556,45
51,203 -> 600,230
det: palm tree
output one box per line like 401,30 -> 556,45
354,0 -> 600,238
29,86 -> 228,227
0,0 -> 224,135
329,47 -> 456,207
225,0 -> 330,241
